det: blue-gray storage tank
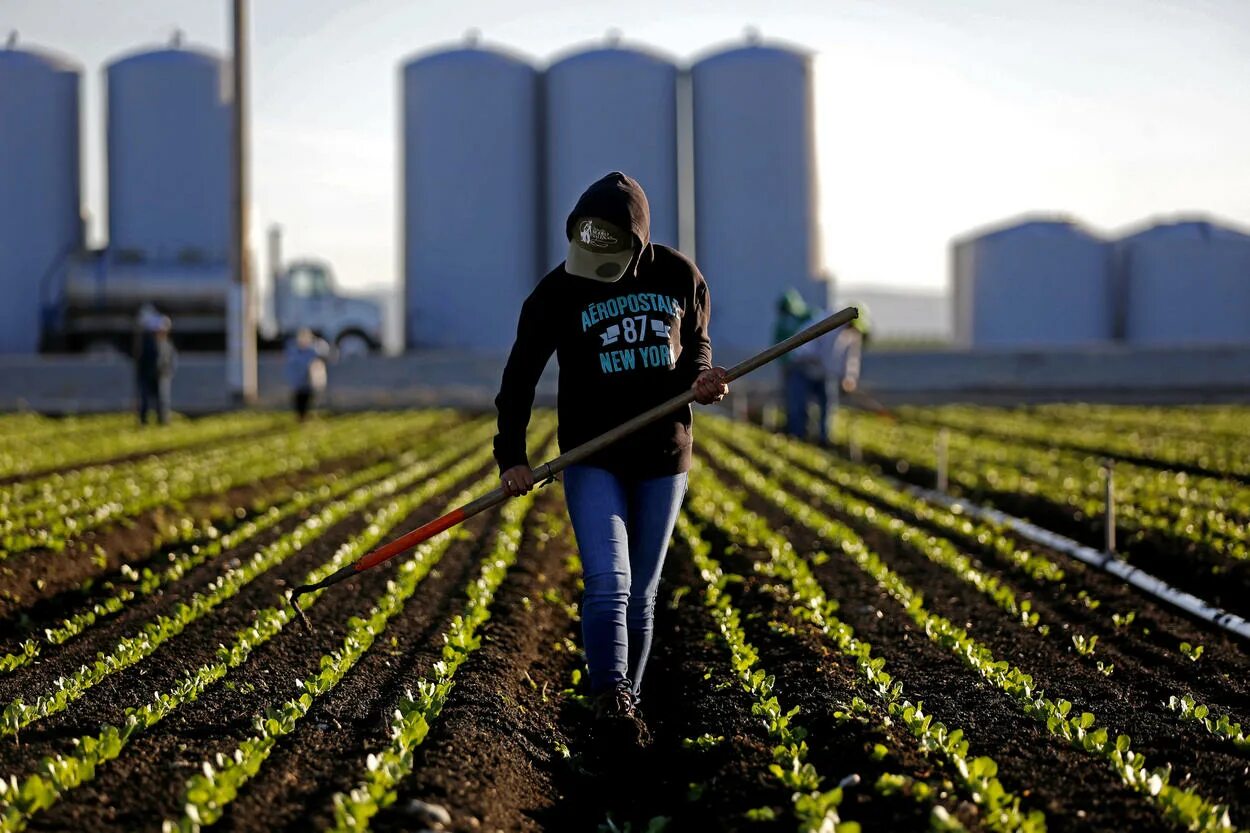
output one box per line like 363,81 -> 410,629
1118,219 -> 1250,346
951,217 -> 1113,347
692,42 -> 821,356
403,45 -> 541,352
106,43 -> 230,263
544,45 -> 678,269
0,39 -> 82,353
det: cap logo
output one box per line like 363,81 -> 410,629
580,219 -> 618,249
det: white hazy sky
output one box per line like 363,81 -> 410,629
6,0 -> 1250,295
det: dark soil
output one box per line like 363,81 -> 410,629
3,413 -> 1248,833
695,519 -> 990,831
795,480 -> 1250,821
754,434 -> 1250,723
704,453 -> 1180,833
371,492 -> 800,833
0,417 -> 452,629
370,492 -> 593,833
16,460 -> 497,833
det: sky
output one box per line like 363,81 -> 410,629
6,0 -> 1250,297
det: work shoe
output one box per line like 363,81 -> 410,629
593,681 -> 637,720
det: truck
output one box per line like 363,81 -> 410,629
39,225 -> 383,355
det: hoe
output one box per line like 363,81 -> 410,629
287,305 -> 859,630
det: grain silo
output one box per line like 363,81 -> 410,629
1118,219 -> 1250,346
403,43 -> 541,352
951,218 -> 1113,348
544,44 -> 679,269
0,38 -> 82,353
106,41 -> 231,264
691,40 -> 822,356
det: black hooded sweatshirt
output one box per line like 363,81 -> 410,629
493,172 -> 713,479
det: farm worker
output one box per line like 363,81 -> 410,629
135,314 -> 176,425
285,328 -> 332,421
774,290 -> 865,444
494,171 -> 727,724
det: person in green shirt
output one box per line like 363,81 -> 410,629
775,289 -> 864,443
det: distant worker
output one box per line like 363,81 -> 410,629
135,315 -> 176,425
775,289 -> 865,444
285,328 -> 332,421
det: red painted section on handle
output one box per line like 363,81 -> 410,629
353,507 -> 468,572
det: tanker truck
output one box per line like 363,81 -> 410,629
40,225 -> 383,356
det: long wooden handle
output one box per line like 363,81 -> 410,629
349,305 -> 859,576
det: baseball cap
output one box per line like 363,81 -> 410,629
566,216 -> 634,282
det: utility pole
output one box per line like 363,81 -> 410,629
227,0 -> 258,403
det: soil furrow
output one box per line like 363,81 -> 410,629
812,483 -> 1250,822
0,442 -> 414,624
697,511 -> 995,830
28,505 -> 494,833
705,454 -> 1175,833
368,490 -> 590,833
765,438 -> 1250,719
0,457 -> 492,772
0,451 -> 427,705
214,512 -> 494,833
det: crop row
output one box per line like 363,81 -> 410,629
0,418 -> 532,833
1013,404 -> 1250,445
1166,695 -> 1250,753
0,413 -> 137,451
683,464 -> 1043,833
705,429 -> 1053,635
711,436 -> 1237,832
726,421 -> 1068,586
676,514 -> 858,832
709,420 -> 1169,657
902,405 -> 1250,480
723,420 -> 1250,753
0,411 -> 290,480
2,411 -> 452,553
0,418 -> 494,676
0,421 -> 498,738
163,468 -> 505,832
0,458 -> 395,675
325,451 -> 553,833
3,410 -> 445,522
838,412 -> 1250,564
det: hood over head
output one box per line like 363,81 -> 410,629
777,288 -> 809,318
564,172 -> 653,282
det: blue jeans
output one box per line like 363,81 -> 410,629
563,465 -> 688,698
784,365 -> 830,443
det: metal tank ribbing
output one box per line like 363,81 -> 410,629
402,44 -> 541,352
952,217 -> 1113,347
106,43 -> 231,264
0,39 -> 82,353
543,44 -> 679,269
1118,219 -> 1250,346
691,42 -> 820,355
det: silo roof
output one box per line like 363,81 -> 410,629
1117,215 -> 1250,244
106,44 -> 224,71
401,42 -> 537,73
953,214 -> 1105,246
546,42 -> 678,70
691,39 -> 813,68
0,42 -> 80,73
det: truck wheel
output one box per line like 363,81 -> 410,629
336,331 -> 372,359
